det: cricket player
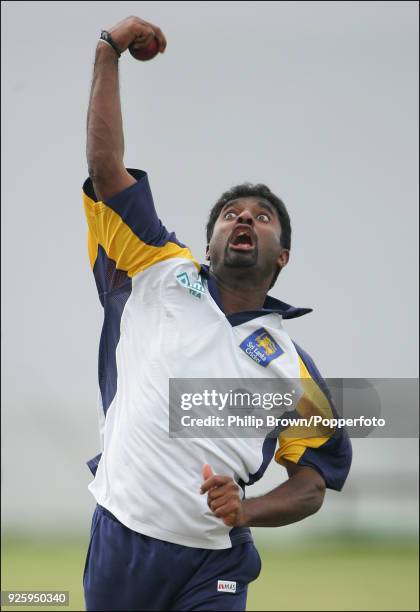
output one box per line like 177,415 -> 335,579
82,16 -> 352,611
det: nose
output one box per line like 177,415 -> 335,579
236,210 -> 253,225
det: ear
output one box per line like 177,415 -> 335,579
277,249 -> 289,269
205,244 -> 210,261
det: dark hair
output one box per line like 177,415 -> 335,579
206,182 -> 291,289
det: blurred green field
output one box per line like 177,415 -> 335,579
1,534 -> 418,611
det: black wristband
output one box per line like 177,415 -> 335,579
100,30 -> 122,58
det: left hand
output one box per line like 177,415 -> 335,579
200,464 -> 247,527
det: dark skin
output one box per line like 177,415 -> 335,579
201,464 -> 325,528
87,15 -> 326,531
206,197 -> 290,315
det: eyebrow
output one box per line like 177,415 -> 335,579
222,199 -> 276,215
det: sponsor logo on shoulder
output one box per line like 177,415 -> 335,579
176,271 -> 205,299
239,327 -> 284,367
217,580 -> 237,593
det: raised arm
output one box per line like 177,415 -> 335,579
86,16 -> 167,201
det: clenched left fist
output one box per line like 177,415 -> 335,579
200,464 -> 247,527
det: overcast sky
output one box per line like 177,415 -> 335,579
2,1 -> 418,531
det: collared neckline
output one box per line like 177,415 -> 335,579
199,264 -> 312,325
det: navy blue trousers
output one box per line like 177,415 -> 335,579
83,505 -> 262,611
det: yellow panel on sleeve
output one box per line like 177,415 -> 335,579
275,437 -> 330,466
83,192 -> 199,276
84,193 -> 100,268
275,356 -> 335,467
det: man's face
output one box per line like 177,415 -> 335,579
206,197 -> 289,283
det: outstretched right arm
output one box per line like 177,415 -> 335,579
83,17 -> 195,295
86,16 -> 167,201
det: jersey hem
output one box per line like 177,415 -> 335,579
91,495 -> 237,550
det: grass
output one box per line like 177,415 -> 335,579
1,534 -> 418,611
247,538 -> 419,611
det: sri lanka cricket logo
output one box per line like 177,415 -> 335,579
255,331 -> 278,356
239,328 -> 284,367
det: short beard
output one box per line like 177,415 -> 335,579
223,243 -> 259,269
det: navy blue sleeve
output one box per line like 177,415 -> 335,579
291,343 -> 352,491
83,168 -> 195,297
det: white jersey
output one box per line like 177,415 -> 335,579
82,169 -> 352,549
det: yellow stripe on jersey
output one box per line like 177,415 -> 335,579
83,193 -> 200,276
275,356 -> 335,466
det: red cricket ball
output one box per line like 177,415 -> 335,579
129,37 -> 159,61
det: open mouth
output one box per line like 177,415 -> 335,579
228,227 -> 256,251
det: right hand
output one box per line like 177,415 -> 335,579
103,16 -> 167,55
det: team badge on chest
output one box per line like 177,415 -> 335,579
239,327 -> 284,367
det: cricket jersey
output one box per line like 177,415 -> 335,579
82,169 -> 352,549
